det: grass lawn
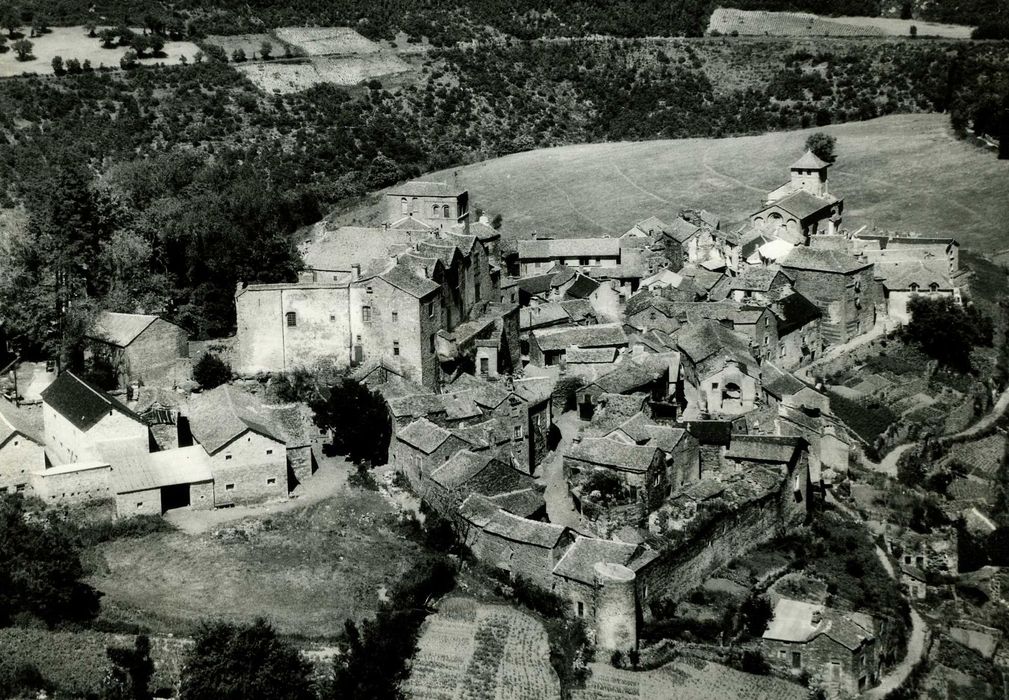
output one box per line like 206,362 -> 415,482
335,114 -> 1009,254
87,488 -> 428,639
0,26 -> 200,76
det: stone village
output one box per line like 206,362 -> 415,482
0,151 -> 980,697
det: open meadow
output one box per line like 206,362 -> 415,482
0,26 -> 200,77
707,8 -> 973,38
337,114 -> 1009,254
87,488 -> 428,639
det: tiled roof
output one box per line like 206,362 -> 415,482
771,292 -> 821,335
114,445 -> 213,494
763,598 -> 874,651
531,323 -> 627,352
388,215 -> 436,231
396,418 -> 451,454
791,150 -> 830,170
521,303 -> 571,330
675,320 -> 756,367
567,437 -> 660,472
386,392 -> 444,419
304,226 -> 421,272
566,347 -> 619,364
379,263 -> 441,298
630,216 -> 669,235
552,536 -> 640,585
678,266 -> 725,292
489,488 -> 545,519
729,267 -> 791,292
761,362 -> 808,400
41,371 -> 144,433
0,401 -> 43,446
186,384 -> 284,455
767,189 -> 835,221
874,260 -> 953,291
518,237 -> 621,260
782,247 -> 869,274
565,274 -> 601,299
614,413 -> 688,452
387,180 -> 462,197
590,362 -> 663,395
666,218 -> 702,243
458,493 -> 500,527
430,450 -> 496,489
559,299 -> 596,323
724,434 -> 803,464
89,311 -> 161,347
483,510 -> 569,548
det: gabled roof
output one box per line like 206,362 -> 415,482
675,320 -> 756,368
40,371 -> 144,433
388,215 -> 436,231
567,437 -> 661,473
874,260 -> 953,292
430,450 -> 497,489
552,536 -> 641,585
387,180 -> 463,198
483,509 -> 569,548
186,384 -> 285,455
0,401 -> 43,446
764,189 -> 836,221
89,311 -> 163,347
114,445 -> 213,494
782,247 -> 870,274
667,218 -> 702,243
565,274 -> 601,299
396,417 -> 451,454
566,347 -> 619,364
771,292 -> 822,335
489,488 -> 545,519
763,598 -> 874,651
614,412 -> 688,452
729,267 -> 791,293
458,493 -> 500,527
590,361 -> 663,395
761,362 -> 808,400
518,237 -> 621,260
531,323 -> 628,352
791,150 -> 830,170
724,434 -> 804,464
378,262 -> 441,298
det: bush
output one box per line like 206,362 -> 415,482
193,353 -> 231,389
741,650 -> 769,675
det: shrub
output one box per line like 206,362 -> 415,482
193,353 -> 231,389
741,650 -> 769,675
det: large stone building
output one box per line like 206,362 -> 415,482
752,151 -> 843,243
236,215 -> 515,389
385,181 -> 470,230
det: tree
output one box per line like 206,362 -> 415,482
30,14 -> 47,37
130,34 -> 151,56
66,57 -> 82,74
0,5 -> 19,37
491,213 -> 503,229
120,49 -> 138,69
0,493 -> 101,626
904,296 -> 993,372
51,55 -> 63,74
231,48 -> 246,63
85,20 -> 96,37
148,34 -> 165,55
739,594 -> 774,638
12,38 -> 32,60
311,378 -> 391,466
909,24 -> 918,38
260,40 -> 273,60
179,619 -> 314,700
98,27 -> 118,47
805,132 -> 837,163
193,353 -> 231,389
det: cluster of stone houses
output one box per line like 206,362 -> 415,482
0,152 -> 972,696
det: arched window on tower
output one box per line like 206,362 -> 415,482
400,197 -> 408,214
432,204 -> 439,216
443,204 -> 451,218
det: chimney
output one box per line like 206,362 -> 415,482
351,263 -> 361,280
811,610 -> 822,625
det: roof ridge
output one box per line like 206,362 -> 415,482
67,371 -> 112,409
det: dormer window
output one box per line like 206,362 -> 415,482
909,283 -> 919,293
929,283 -> 939,292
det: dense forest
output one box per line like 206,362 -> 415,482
5,0 -> 1009,45
0,35 -> 1007,360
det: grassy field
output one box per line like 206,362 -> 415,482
708,8 -> 973,38
88,488 -> 427,639
336,114 -> 1009,255
0,26 -> 200,77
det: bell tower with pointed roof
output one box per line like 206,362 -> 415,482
789,150 -> 830,198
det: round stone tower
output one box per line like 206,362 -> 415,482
593,562 -> 638,652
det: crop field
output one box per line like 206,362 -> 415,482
708,8 -> 972,38
403,597 -> 560,700
0,628 -> 188,695
238,54 -> 411,93
274,27 -> 382,56
341,114 -> 1009,254
572,658 -> 806,700
87,489 -> 428,638
0,26 -> 200,77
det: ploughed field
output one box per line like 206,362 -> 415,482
339,114 -> 1009,254
87,489 -> 427,638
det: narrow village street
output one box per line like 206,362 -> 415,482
538,410 -> 586,530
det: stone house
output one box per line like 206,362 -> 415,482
781,247 -> 877,346
769,292 -> 823,369
885,525 -> 958,577
87,312 -> 190,389
527,323 -> 628,367
385,181 -> 469,229
728,267 -> 794,305
565,437 -> 667,533
603,412 -> 701,491
623,216 -> 685,274
774,394 -> 849,485
761,598 -> 879,696
0,401 -> 45,494
184,385 -> 288,506
872,259 -> 960,323
752,151 -> 843,243
517,238 -> 622,277
391,417 -> 473,489
112,445 -> 215,516
638,269 -> 699,299
575,358 -> 674,421
40,371 -> 151,467
468,508 -> 574,589
668,216 -> 716,266
425,449 -> 541,516
675,320 -> 761,417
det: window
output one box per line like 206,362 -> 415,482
576,601 -> 584,617
475,281 -> 481,300
579,257 -> 590,266
909,283 -> 919,293
267,477 -> 276,485
430,334 -> 436,353
15,484 -> 24,493
225,454 -> 232,461
393,341 -> 400,356
432,204 -> 439,216
400,197 -> 408,214
286,311 -> 297,327
929,282 -> 939,292
392,310 -> 398,323
137,502 -> 144,509
330,314 -> 336,322
428,302 -> 434,318
362,306 -> 372,322
514,425 -> 522,440
266,449 -> 273,455
225,483 -> 235,491
366,286 -> 373,295
443,204 -> 450,218
480,357 -> 489,376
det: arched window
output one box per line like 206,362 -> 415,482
929,282 -> 939,292
442,204 -> 450,218
909,283 -> 919,293
400,197 -> 408,214
432,204 -> 439,216
286,312 -> 297,327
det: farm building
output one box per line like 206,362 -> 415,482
0,401 -> 45,494
87,311 -> 189,388
113,445 -> 215,516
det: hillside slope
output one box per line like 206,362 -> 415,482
338,114 -> 1008,252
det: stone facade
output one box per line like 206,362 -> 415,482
42,399 -> 149,466
205,431 -> 288,507
781,263 -> 876,346
0,421 -> 44,495
32,462 -> 113,505
385,183 -> 470,229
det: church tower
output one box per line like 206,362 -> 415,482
789,150 -> 830,198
